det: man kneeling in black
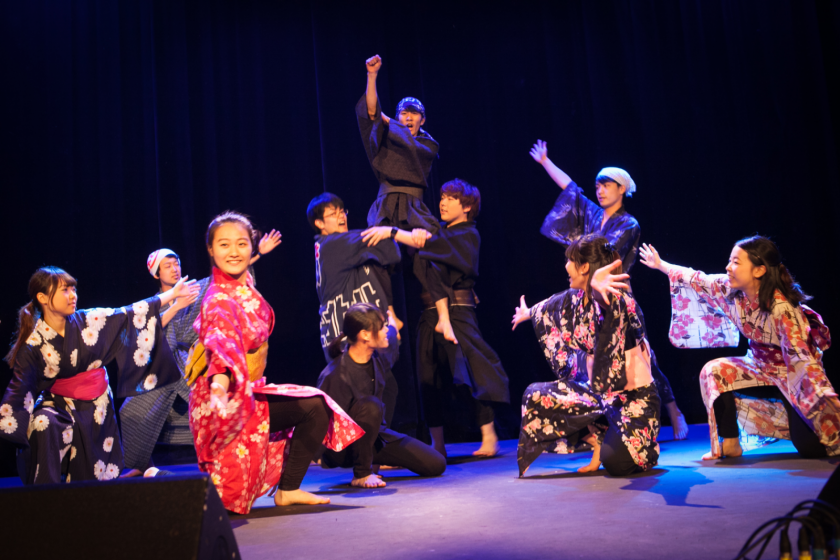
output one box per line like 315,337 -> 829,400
317,303 -> 446,488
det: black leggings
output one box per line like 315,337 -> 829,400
323,396 -> 446,479
713,386 -> 827,458
266,395 -> 331,491
599,427 -> 643,477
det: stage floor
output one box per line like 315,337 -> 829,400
4,425 -> 836,559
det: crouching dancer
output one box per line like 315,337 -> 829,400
512,235 -> 660,477
317,303 -> 446,488
640,237 -> 840,459
1,267 -> 196,483
187,211 -> 364,513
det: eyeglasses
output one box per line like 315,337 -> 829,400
323,209 -> 348,219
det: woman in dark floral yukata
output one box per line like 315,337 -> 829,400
1,266 -> 198,484
639,236 -> 839,459
512,234 -> 660,477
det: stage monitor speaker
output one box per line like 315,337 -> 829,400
0,473 -> 240,560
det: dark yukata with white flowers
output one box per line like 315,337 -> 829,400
518,289 -> 660,476
0,297 -> 180,484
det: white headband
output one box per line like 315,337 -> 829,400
147,248 -> 178,277
597,167 -> 636,197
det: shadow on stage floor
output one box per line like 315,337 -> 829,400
2,424 -> 836,559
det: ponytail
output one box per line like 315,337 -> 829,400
5,267 -> 77,368
5,302 -> 38,368
327,333 -> 348,360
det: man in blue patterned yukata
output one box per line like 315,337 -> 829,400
529,140 -> 689,439
120,235 -> 280,476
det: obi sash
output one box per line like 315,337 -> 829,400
185,341 -> 268,385
51,368 -> 108,400
421,289 -> 479,309
748,340 -> 785,366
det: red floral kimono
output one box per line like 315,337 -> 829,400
667,265 -> 840,457
189,268 -> 363,514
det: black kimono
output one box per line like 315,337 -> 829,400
0,297 -> 181,484
315,231 -> 402,362
415,221 -> 510,428
356,96 -> 440,233
317,326 -> 445,479
540,181 -> 676,406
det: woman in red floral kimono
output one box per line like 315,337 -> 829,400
640,236 -> 840,459
188,211 -> 363,514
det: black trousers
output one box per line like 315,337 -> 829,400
323,396 -> 446,479
713,386 -> 827,458
266,395 -> 331,491
599,426 -> 643,477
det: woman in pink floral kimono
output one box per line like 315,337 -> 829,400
188,211 -> 363,514
640,236 -> 839,459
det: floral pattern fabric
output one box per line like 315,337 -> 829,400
518,289 -> 660,475
189,268 -> 363,514
0,297 -> 179,484
668,265 -> 840,457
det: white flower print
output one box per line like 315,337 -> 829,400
87,360 -> 103,370
0,416 -> 18,434
62,426 -> 73,445
0,404 -> 12,417
132,300 -> 149,317
103,436 -> 114,452
81,327 -> 100,346
26,331 -> 42,347
137,329 -> 154,352
235,285 -> 252,298
242,299 -> 260,314
93,393 -> 109,408
40,343 -> 60,366
133,348 -> 150,367
32,414 -> 50,432
35,320 -> 57,341
143,374 -> 158,391
70,446 -> 77,461
105,463 -> 120,480
94,406 -> 106,425
70,349 -> 78,367
235,444 -> 249,459
94,460 -> 105,480
44,363 -> 60,379
249,433 -> 262,443
85,308 -> 110,331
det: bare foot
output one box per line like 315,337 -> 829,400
666,401 -> 689,440
701,451 -> 720,460
351,474 -> 386,488
435,318 -> 459,344
473,421 -> 499,457
120,468 -> 144,478
374,464 -> 401,471
274,489 -> 330,506
721,437 -> 743,458
577,460 -> 601,473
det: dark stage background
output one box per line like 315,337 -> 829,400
2,0 -> 840,475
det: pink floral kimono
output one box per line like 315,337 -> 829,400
189,268 -> 363,514
667,266 -> 840,457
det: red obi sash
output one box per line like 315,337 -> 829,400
51,368 -> 108,401
748,340 -> 785,366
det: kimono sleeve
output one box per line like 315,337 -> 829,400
322,232 -> 401,273
356,95 -> 388,167
773,300 -> 838,414
666,265 -> 740,349
0,352 -> 40,447
199,293 -> 250,391
316,365 -> 351,414
88,297 -> 180,398
528,291 -> 577,379
418,227 -> 479,277
539,182 -> 601,247
611,219 -> 641,274
591,292 -> 644,393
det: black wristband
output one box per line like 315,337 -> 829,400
390,227 -> 398,239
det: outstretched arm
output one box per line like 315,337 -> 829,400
511,295 -> 532,330
159,277 -> 200,307
361,226 -> 432,248
639,244 -> 673,275
530,140 -> 573,190
249,229 -> 282,265
365,55 -> 391,124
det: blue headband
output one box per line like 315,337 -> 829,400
396,97 -> 425,118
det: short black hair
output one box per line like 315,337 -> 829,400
595,175 -> 620,185
306,192 -> 344,232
